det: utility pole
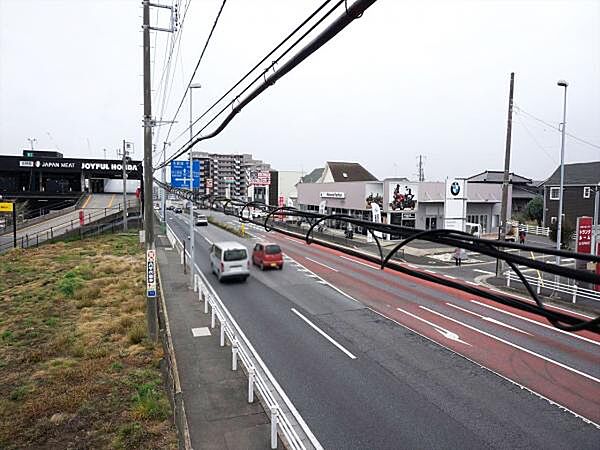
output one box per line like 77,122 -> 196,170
417,155 -> 425,182
121,140 -> 129,232
143,0 -> 157,341
496,72 -> 515,277
161,142 -> 168,223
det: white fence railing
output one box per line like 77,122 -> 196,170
506,271 -> 600,304
165,223 -> 322,450
508,220 -> 550,237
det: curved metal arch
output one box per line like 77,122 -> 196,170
263,206 -> 301,231
306,213 -> 385,263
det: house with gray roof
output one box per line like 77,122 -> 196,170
541,161 -> 600,227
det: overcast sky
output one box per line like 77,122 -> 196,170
1,0 -> 598,182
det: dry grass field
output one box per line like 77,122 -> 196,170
0,233 -> 177,449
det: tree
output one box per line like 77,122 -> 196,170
549,220 -> 575,250
525,196 -> 543,226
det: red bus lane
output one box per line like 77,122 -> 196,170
266,233 -> 600,424
274,232 -> 600,345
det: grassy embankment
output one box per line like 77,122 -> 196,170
0,233 -> 177,449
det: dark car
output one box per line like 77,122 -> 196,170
174,207 -> 183,214
252,243 -> 283,270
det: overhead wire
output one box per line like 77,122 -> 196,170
157,0 -> 348,170
162,0 -> 228,146
154,0 -> 192,150
514,115 -> 557,164
514,104 -> 600,151
169,0 -> 341,147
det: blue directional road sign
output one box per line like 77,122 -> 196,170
170,160 -> 202,188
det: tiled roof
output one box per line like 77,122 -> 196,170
544,161 -> 600,185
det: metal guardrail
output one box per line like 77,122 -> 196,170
165,223 -> 322,450
506,271 -> 600,304
0,200 -> 138,252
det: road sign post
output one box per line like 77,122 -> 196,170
146,249 -> 157,298
0,202 -> 16,248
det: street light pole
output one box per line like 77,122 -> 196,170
556,80 -> 568,272
188,83 -> 201,288
122,140 -> 128,232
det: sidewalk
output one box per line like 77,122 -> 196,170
156,234 -> 273,449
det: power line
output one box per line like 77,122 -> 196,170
514,116 -> 557,164
514,104 -> 600,151
153,0 -> 192,148
169,0 -> 341,147
159,0 -> 347,169
162,0 -> 228,145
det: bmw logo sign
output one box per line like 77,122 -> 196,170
450,181 -> 461,196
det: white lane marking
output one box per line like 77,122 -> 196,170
339,255 -> 378,269
487,287 -> 595,319
471,300 -> 600,347
367,306 -> 600,429
420,306 -> 600,384
305,257 -> 339,272
202,235 -> 213,245
425,269 -> 436,274
305,274 -> 320,279
444,274 -> 457,280
191,327 -> 211,337
288,255 -> 359,303
396,307 -> 470,346
466,281 -> 479,286
407,264 -> 418,269
445,303 -> 531,335
546,304 -> 595,319
474,269 -> 494,275
291,308 -> 357,359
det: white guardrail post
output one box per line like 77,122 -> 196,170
537,277 -> 541,294
248,367 -> 255,403
232,341 -> 238,371
271,406 -> 279,449
506,272 -> 511,288
572,284 -> 578,303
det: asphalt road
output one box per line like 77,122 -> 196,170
166,210 -> 600,448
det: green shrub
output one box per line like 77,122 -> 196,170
128,322 -> 146,345
58,272 -> 84,297
9,385 -> 29,401
131,383 -> 169,420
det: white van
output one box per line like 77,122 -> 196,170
465,222 -> 481,238
210,241 -> 250,282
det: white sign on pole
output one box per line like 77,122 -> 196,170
147,249 -> 157,297
444,178 -> 467,231
371,202 -> 383,238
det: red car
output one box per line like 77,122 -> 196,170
252,243 -> 283,270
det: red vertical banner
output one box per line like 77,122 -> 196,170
79,210 -> 85,226
576,216 -> 593,254
596,242 -> 600,292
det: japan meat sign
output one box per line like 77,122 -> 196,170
576,216 -> 593,254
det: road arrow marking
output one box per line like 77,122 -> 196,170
396,307 -> 471,346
